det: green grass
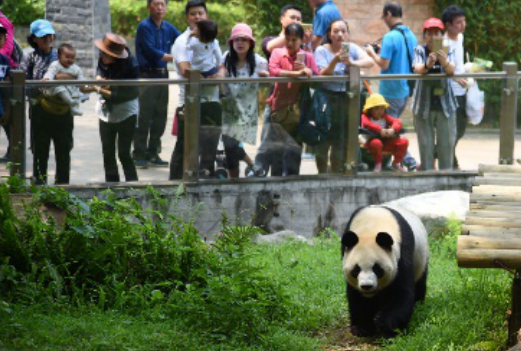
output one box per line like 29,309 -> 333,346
0,226 -> 512,351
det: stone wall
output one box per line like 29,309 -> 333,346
336,0 -> 436,47
65,172 -> 476,239
45,0 -> 111,78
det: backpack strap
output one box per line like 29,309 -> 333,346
391,26 -> 413,72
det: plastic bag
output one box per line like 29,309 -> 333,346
466,82 -> 485,125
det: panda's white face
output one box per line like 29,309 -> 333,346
343,244 -> 397,297
341,207 -> 402,297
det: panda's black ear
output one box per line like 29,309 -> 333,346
376,232 -> 394,250
341,231 -> 359,252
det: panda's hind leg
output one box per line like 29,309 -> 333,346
414,267 -> 428,302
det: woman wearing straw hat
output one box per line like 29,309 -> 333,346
92,33 -> 139,183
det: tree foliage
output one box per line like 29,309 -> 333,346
2,0 -> 45,25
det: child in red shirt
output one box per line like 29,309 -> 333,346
361,94 -> 409,172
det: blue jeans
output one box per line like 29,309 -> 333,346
385,96 -> 416,169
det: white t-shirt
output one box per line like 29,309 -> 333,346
445,33 -> 466,97
187,36 -> 222,73
221,52 -> 267,144
314,43 -> 365,92
172,27 -> 219,106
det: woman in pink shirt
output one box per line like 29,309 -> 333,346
266,23 -> 319,176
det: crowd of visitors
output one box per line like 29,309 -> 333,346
0,0 -> 471,184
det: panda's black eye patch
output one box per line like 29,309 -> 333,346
373,264 -> 384,278
351,264 -> 361,278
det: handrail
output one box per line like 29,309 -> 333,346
20,70 -> 520,88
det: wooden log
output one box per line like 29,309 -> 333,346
467,232 -> 521,240
471,203 -> 521,212
457,248 -> 521,268
458,236 -> 521,250
471,193 -> 521,203
473,185 -> 521,195
474,178 -> 521,187
461,224 -> 521,236
466,211 -> 521,219
479,164 -> 521,175
465,217 -> 521,228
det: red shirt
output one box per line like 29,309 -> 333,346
361,112 -> 403,135
267,47 -> 319,112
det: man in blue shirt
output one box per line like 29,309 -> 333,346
308,0 -> 342,50
365,1 -> 417,170
133,0 -> 180,168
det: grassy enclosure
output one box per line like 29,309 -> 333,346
0,182 -> 513,350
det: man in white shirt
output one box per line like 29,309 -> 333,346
442,5 -> 467,169
169,0 -> 225,180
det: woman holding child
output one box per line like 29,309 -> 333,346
266,23 -> 319,177
314,19 -> 374,173
93,33 -> 139,183
21,19 -> 74,185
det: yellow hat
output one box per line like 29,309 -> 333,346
363,93 -> 390,113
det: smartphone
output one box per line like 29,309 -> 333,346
301,23 -> 313,32
340,42 -> 350,59
297,52 -> 306,64
432,37 -> 443,53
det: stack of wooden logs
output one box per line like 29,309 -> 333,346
458,164 -> 521,269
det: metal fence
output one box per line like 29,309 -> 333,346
5,61 -> 519,183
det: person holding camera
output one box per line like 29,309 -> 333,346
364,1 -> 417,170
411,18 -> 457,171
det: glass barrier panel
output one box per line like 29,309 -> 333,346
209,79 -> 355,180
16,81 -> 183,185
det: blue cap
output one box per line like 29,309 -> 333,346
30,19 -> 56,38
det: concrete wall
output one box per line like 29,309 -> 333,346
45,0 -> 111,78
65,172 -> 476,239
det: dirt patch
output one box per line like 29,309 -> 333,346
315,319 -> 383,351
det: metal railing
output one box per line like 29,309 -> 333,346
5,61 -> 519,183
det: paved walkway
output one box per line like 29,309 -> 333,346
0,81 -> 520,184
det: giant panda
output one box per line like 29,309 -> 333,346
341,205 -> 429,337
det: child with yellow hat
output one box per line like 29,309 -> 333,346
361,94 -> 409,172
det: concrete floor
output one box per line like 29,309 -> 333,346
0,80 -> 519,184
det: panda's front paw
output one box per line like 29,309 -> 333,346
374,313 -> 399,337
350,325 -> 376,337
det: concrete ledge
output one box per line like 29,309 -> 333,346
57,171 -> 477,238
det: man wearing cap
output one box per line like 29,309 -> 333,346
308,0 -> 342,51
133,0 -> 181,169
442,5 -> 467,169
364,1 -> 417,170
169,0 -> 224,180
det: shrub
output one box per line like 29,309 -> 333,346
110,0 -> 247,46
0,182 -> 290,345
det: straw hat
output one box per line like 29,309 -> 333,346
94,33 -> 128,59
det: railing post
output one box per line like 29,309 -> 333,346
345,66 -> 361,176
499,62 -> 518,165
183,69 -> 201,182
10,70 -> 26,178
